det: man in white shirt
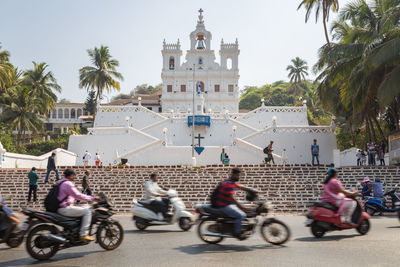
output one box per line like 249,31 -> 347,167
83,150 -> 91,166
144,173 -> 169,221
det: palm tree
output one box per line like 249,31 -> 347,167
0,44 -> 13,90
315,0 -> 400,144
286,57 -> 309,95
23,62 -> 62,114
298,0 -> 340,47
0,80 -> 44,145
79,46 -> 124,109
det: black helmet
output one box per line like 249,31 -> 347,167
327,168 -> 338,178
246,189 -> 258,202
63,168 -> 76,177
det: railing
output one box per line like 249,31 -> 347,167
237,106 -> 307,120
163,43 -> 181,50
221,43 -> 239,49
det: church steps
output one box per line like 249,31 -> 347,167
1,165 -> 399,213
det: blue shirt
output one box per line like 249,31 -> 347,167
371,182 -> 384,198
311,144 -> 319,155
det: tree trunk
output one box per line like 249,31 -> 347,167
349,120 -> 356,147
322,10 -> 331,47
365,117 -> 371,143
372,115 -> 388,147
368,116 -> 377,142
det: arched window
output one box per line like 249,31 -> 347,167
198,57 -> 203,65
227,57 -> 233,70
52,110 -> 57,119
64,108 -> 69,119
70,109 -> 76,119
169,56 -> 175,70
196,81 -> 205,93
77,109 -> 82,118
58,109 -> 63,119
196,34 -> 206,49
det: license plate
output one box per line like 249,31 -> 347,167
21,222 -> 29,231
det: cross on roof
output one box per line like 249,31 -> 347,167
198,8 -> 203,15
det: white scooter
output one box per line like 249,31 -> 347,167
131,189 -> 194,231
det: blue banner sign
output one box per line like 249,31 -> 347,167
188,115 -> 211,126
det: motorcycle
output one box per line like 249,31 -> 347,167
305,193 -> 371,238
195,195 -> 291,245
0,200 -> 25,248
22,193 -> 124,261
132,189 -> 194,231
364,184 -> 400,219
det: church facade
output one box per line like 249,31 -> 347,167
161,9 -> 240,114
68,10 -> 338,166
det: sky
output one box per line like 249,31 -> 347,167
0,0 -> 352,102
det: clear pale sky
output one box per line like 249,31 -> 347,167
0,0 -> 352,102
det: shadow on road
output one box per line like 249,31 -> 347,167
125,229 -> 184,234
174,243 -> 284,255
295,234 -> 359,242
0,250 -> 102,266
387,226 -> 400,229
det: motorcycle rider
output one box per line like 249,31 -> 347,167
371,177 -> 384,198
144,173 -> 169,221
321,168 -> 358,225
57,169 -> 99,242
213,168 -> 254,238
361,178 -> 372,198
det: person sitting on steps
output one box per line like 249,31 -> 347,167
144,173 -> 170,221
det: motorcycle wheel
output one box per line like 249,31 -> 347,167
135,219 -> 148,231
356,219 -> 370,235
261,219 -> 290,245
97,221 -> 124,250
197,219 -> 223,244
26,224 -> 59,261
365,206 -> 376,216
311,222 -> 326,238
179,217 -> 192,231
6,233 -> 24,248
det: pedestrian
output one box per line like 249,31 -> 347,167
361,150 -> 367,166
28,167 -> 39,202
378,148 -> 385,166
311,139 -> 320,166
367,142 -> 376,165
94,153 -> 101,167
220,148 -> 229,165
45,152 -> 59,183
264,141 -> 275,164
82,150 -> 91,166
356,149 -> 362,166
82,170 -> 92,196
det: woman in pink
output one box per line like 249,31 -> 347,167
321,168 -> 358,224
57,169 -> 98,242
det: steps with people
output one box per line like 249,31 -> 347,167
0,165 -> 399,213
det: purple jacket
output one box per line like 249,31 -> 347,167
57,178 -> 94,208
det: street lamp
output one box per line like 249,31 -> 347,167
125,116 -> 130,128
261,98 -> 265,107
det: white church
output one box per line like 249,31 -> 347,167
68,9 -> 338,166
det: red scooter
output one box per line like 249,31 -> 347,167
305,195 -> 371,238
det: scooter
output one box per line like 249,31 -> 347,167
364,184 -> 400,219
0,198 -> 25,248
305,194 -> 371,238
132,189 -> 194,231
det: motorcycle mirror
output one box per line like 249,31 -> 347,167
356,182 -> 361,187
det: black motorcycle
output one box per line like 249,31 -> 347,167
0,204 -> 25,248
195,196 -> 290,245
22,193 -> 123,260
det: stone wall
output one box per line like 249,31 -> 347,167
1,165 -> 399,213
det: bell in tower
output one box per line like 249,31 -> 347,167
196,34 -> 205,50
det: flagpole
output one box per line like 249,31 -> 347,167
192,64 -> 195,158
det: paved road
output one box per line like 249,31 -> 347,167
0,215 -> 399,267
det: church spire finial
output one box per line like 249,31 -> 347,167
198,8 -> 204,23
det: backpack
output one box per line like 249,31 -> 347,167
44,180 -> 67,212
210,182 -> 222,208
263,146 -> 270,154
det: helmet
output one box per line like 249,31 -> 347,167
245,189 -> 258,202
375,177 -> 381,182
362,177 -> 370,183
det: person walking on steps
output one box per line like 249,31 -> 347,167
45,152 -> 59,183
28,167 -> 39,202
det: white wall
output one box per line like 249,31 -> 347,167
1,148 -> 77,169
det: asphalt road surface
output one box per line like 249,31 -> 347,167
1,215 -> 399,267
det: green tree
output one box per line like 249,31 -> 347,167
298,0 -> 340,47
23,62 -> 61,114
133,84 -> 162,95
84,90 -> 97,115
79,45 -> 124,109
286,57 -> 309,95
0,43 -> 13,91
